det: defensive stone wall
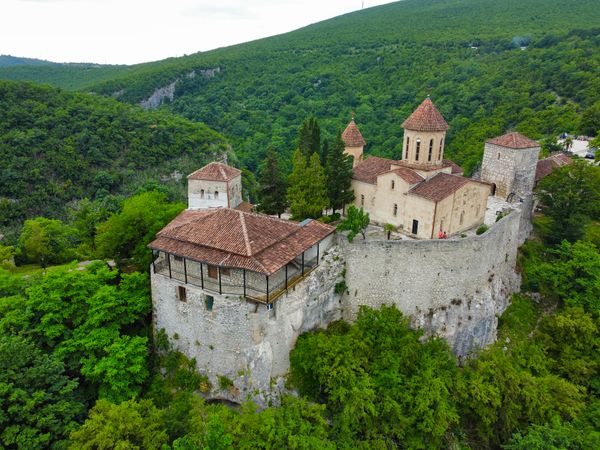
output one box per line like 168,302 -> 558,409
341,207 -> 522,357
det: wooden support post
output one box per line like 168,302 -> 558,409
183,258 -> 188,284
243,269 -> 246,297
218,267 -> 222,294
200,263 -> 204,289
167,253 -> 172,278
266,275 -> 269,303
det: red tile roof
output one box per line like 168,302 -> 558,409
401,98 -> 449,131
188,162 -> 242,182
342,119 -> 366,147
393,159 -> 463,174
409,173 -> 470,202
443,159 -> 464,175
387,167 -> 424,184
486,132 -> 539,149
149,209 -> 334,275
353,156 -> 397,184
535,153 -> 573,183
234,201 -> 254,213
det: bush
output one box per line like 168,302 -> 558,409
476,224 -> 489,235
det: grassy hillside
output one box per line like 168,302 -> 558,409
0,80 -> 228,233
1,0 -> 600,174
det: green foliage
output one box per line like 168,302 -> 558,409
0,244 -> 15,269
476,224 -> 489,235
17,217 -> 77,267
298,115 -> 321,160
325,132 -> 355,212
535,161 -> 600,244
68,399 -> 169,450
287,149 -> 329,220
257,147 -> 287,216
337,205 -> 369,242
95,191 -> 185,269
0,80 -> 227,230
218,375 -> 234,391
290,305 -> 459,448
0,334 -> 84,450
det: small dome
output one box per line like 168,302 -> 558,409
342,118 -> 366,147
401,98 -> 449,132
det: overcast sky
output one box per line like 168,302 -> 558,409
1,0 -> 397,65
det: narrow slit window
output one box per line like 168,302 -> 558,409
393,204 -> 398,216
200,189 -> 205,199
415,139 -> 421,161
438,139 -> 443,161
391,180 -> 395,190
428,139 -> 434,161
360,194 -> 365,207
214,191 -> 219,199
406,137 -> 410,159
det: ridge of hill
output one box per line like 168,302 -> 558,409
1,0 -> 600,174
0,80 -> 229,234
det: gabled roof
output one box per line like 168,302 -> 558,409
353,156 -> 397,184
409,172 -> 471,202
535,153 -> 573,183
386,167 -> 424,185
342,119 -> 366,147
149,209 -> 334,275
188,162 -> 242,182
401,98 -> 449,132
486,132 -> 539,149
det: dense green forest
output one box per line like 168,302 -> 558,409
0,80 -> 228,239
2,0 -> 599,176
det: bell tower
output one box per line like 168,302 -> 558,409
401,97 -> 449,167
342,114 -> 366,168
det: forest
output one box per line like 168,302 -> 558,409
1,0 -> 600,448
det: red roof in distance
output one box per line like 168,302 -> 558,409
342,119 -> 366,147
486,132 -> 539,149
188,162 -> 241,182
402,98 -> 449,132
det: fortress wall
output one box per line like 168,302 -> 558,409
341,208 -> 522,356
151,246 -> 345,405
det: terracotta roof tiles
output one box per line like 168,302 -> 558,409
352,156 -> 397,184
535,153 -> 573,183
402,98 -> 449,131
188,162 -> 242,182
387,167 -> 424,184
342,119 -> 366,147
486,132 -> 539,149
409,172 -> 470,202
149,209 -> 334,275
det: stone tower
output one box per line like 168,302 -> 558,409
342,116 -> 366,168
480,132 -> 540,201
187,161 -> 243,210
401,98 -> 449,168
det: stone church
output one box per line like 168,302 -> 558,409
343,98 -> 493,238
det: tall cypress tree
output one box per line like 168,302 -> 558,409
287,149 -> 329,220
326,132 -> 355,213
257,147 -> 287,217
298,116 -> 321,160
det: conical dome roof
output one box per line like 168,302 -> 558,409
401,98 -> 449,132
342,118 -> 366,147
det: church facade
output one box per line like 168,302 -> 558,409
343,98 -> 492,239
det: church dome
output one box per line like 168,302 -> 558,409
402,98 -> 449,132
342,118 -> 366,147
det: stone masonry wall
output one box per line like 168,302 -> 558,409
151,246 -> 345,405
341,209 -> 522,357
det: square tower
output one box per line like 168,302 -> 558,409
187,162 -> 243,210
480,132 -> 540,201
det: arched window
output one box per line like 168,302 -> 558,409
428,139 -> 434,161
415,139 -> 421,161
360,194 -> 365,206
393,204 -> 398,216
459,210 -> 465,225
200,189 -> 205,199
214,191 -> 219,199
405,137 -> 410,159
438,139 -> 444,161
391,180 -> 395,190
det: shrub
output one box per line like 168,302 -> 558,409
476,224 -> 489,235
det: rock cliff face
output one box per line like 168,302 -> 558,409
140,68 -> 221,109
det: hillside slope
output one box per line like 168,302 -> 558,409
1,0 -> 600,173
0,80 -> 228,230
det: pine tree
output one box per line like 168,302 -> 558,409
326,132 -> 355,213
287,149 -> 329,220
257,147 -> 287,217
298,116 -> 321,160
